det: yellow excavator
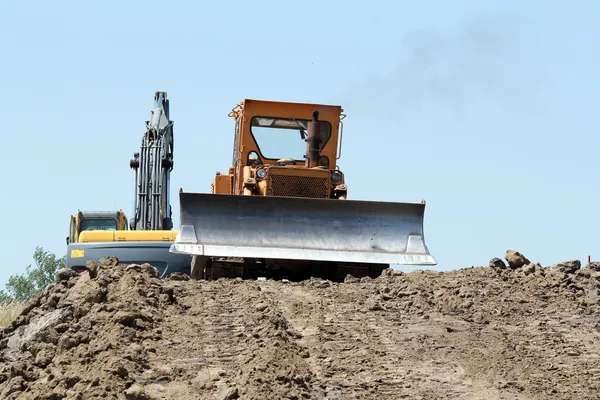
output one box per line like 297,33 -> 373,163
170,98 -> 436,281
66,92 -> 191,276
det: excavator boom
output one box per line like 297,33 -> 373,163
130,91 -> 174,231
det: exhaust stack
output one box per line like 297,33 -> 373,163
305,111 -> 321,168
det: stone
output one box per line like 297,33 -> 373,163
168,272 -> 190,281
586,262 -> 600,272
505,250 -> 530,269
218,387 -> 239,400
56,268 -> 78,282
522,263 -> 536,276
489,258 -> 507,269
551,260 -> 581,275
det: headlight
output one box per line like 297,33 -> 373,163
331,172 -> 342,183
256,168 -> 267,179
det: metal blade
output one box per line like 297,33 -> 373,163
170,192 -> 437,265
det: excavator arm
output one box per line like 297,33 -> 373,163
129,91 -> 174,231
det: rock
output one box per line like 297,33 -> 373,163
56,268 -> 78,282
140,263 -> 159,278
114,311 -> 150,328
363,297 -> 383,311
56,332 -> 88,353
65,390 -> 84,400
54,323 -> 70,333
34,345 -> 55,367
574,269 -> 591,280
85,377 -> 100,391
522,263 -> 536,276
586,262 -> 600,272
397,290 -> 417,298
489,258 -> 507,270
112,363 -> 129,379
62,273 -> 106,306
100,256 -> 119,267
124,383 -> 148,399
472,312 -> 489,324
100,256 -> 120,267
551,260 -> 581,275
505,250 -> 530,269
125,263 -> 159,278
218,387 -> 239,400
254,303 -> 268,312
2,376 -> 26,397
380,268 -> 394,277
85,261 -> 100,277
168,272 -> 190,281
344,274 -> 359,283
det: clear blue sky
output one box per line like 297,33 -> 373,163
1,1 -> 599,286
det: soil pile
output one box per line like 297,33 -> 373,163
2,252 -> 600,399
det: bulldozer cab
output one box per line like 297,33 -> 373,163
67,210 -> 128,244
212,99 -> 347,199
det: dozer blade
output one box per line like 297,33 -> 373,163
170,192 -> 437,265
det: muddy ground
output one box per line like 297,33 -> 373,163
1,252 -> 600,399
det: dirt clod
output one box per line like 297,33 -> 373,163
551,260 -> 581,274
489,257 -> 506,269
56,268 -> 78,282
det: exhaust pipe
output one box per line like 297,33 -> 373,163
305,111 -> 321,168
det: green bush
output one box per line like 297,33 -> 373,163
0,247 -> 65,302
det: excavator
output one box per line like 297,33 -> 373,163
169,98 -> 437,281
65,92 -> 192,276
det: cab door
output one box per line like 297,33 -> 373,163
67,215 -> 77,244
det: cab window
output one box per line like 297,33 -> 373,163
80,219 -> 118,231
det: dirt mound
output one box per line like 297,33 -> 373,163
2,252 -> 600,399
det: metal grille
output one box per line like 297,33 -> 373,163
268,175 -> 329,198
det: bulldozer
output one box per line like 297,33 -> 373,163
65,92 -> 192,276
170,98 -> 436,281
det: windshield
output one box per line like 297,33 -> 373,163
250,116 -> 331,161
80,218 -> 118,231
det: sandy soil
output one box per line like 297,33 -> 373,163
2,255 -> 600,399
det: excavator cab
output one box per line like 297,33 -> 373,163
170,99 -> 437,281
66,210 -> 128,245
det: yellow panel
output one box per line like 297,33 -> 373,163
114,230 -> 179,242
78,230 -> 179,243
70,249 -> 85,258
79,231 -> 115,243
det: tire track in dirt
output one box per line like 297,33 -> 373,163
260,280 -> 508,399
139,280 -> 251,399
142,279 -> 322,399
